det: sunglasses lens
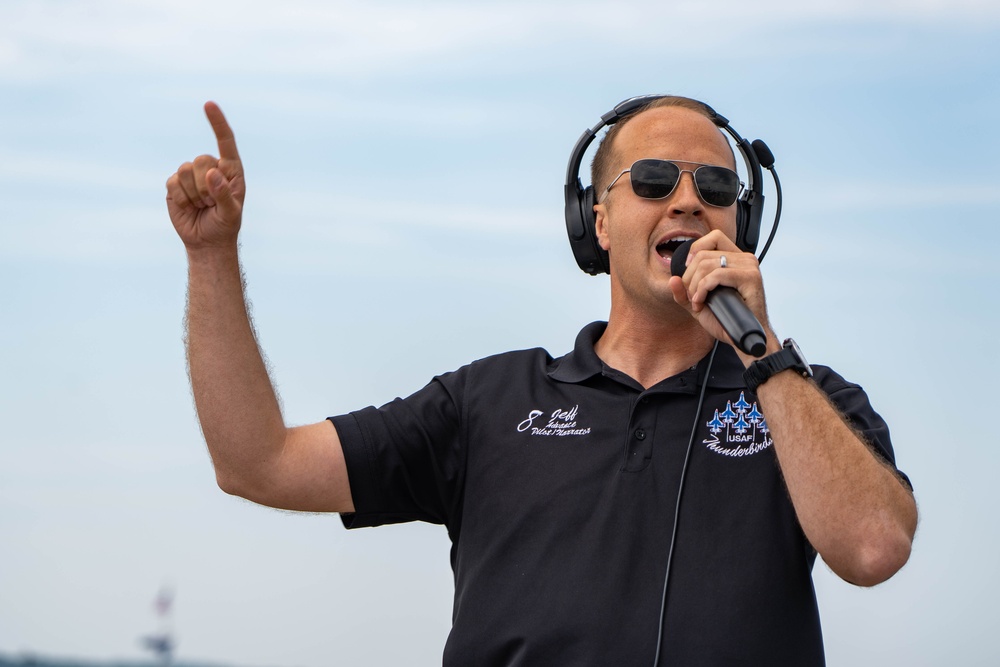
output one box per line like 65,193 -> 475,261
694,166 -> 741,207
629,159 -> 680,199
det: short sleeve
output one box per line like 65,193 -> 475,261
812,365 -> 912,490
328,366 -> 469,531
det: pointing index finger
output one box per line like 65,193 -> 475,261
204,101 -> 240,161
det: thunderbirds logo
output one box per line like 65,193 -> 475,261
704,392 -> 773,457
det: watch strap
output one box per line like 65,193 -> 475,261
743,339 -> 812,394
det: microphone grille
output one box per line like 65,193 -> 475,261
670,240 -> 695,277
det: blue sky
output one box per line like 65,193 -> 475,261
2,1 -> 999,665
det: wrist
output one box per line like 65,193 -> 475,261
186,243 -> 240,266
743,338 -> 813,394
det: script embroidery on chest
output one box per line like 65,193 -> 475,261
517,405 -> 592,436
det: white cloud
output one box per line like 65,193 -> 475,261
0,148 -> 161,191
1,0 -> 996,82
254,186 -> 555,236
0,177 -> 555,265
0,1 -> 545,80
820,181 -> 996,209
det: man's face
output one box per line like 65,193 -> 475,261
594,106 -> 739,312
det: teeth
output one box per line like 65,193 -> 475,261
656,236 -> 695,251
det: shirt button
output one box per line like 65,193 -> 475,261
635,429 -> 646,440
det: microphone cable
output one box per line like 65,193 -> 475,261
651,340 -> 720,667
650,169 -> 777,662
755,163 -> 782,264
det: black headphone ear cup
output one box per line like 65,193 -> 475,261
736,199 -> 749,252
736,194 -> 762,253
565,184 -> 609,275
582,186 -> 610,275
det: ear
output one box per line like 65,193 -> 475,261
594,204 -> 611,251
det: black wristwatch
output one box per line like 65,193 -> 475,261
743,338 -> 813,394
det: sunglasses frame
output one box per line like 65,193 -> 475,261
597,158 -> 745,208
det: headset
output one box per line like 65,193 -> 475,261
564,94 -> 782,274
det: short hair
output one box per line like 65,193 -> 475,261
590,96 -> 730,199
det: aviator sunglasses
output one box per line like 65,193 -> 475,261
598,158 -> 744,208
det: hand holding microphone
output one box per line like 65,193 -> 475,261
670,239 -> 767,357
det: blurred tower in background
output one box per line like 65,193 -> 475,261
140,585 -> 175,665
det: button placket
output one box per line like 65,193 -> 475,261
623,394 -> 657,472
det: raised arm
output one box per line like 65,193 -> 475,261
166,102 -> 354,513
670,231 -> 917,586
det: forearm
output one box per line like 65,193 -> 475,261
185,245 -> 286,496
756,371 -> 917,586
167,104 -> 354,513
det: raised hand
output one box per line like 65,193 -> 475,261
165,102 -> 246,251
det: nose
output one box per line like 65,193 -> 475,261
665,170 -> 704,217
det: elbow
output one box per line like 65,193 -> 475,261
847,531 -> 913,587
834,489 -> 919,587
207,432 -> 289,503
213,460 -> 290,508
215,467 -> 251,499
213,458 -> 272,502
831,516 -> 915,587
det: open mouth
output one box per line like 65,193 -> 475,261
655,236 -> 696,260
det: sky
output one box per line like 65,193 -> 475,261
1,0 -> 998,665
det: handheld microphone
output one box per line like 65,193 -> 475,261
670,240 -> 767,357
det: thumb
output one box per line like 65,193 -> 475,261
207,168 -> 241,220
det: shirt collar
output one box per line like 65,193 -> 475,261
549,321 -> 747,391
547,321 -> 610,383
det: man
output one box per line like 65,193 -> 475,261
166,96 -> 916,665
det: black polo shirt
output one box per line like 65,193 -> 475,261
330,322 -> 903,666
